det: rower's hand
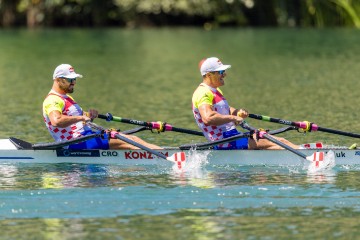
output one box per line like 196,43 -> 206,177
83,115 -> 92,123
84,109 -> 99,120
237,108 -> 249,118
83,109 -> 98,125
233,115 -> 244,126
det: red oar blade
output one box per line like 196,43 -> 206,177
306,150 -> 336,172
167,152 -> 186,169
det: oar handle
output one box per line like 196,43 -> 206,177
98,113 -> 204,136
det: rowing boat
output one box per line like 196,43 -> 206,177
1,138 -> 359,166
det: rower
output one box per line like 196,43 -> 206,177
42,64 -> 161,150
192,57 -> 299,150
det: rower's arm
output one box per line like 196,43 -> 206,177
198,104 -> 243,126
48,110 -> 89,128
230,107 -> 249,118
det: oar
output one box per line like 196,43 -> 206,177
98,113 -> 204,136
241,122 -> 335,172
180,132 -> 250,150
12,127 -> 152,150
87,122 -> 186,169
179,126 -> 297,150
249,113 -> 360,139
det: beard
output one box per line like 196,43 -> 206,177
59,83 -> 74,93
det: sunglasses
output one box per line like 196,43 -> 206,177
62,78 -> 76,83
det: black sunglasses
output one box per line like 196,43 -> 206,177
61,78 -> 76,83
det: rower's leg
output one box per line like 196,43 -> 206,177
248,135 -> 299,150
109,135 -> 162,150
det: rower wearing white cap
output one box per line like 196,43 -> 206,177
192,57 -> 298,150
42,64 -> 160,150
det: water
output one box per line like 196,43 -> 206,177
1,28 -> 360,239
1,28 -> 360,146
1,162 -> 360,239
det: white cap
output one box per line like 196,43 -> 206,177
199,57 -> 231,76
53,64 -> 83,80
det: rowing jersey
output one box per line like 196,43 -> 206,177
192,83 -> 236,141
42,90 -> 91,142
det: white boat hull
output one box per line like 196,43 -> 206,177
0,139 -> 360,165
0,138 -> 359,166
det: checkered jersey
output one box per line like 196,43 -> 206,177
43,90 -> 91,142
192,83 -> 236,142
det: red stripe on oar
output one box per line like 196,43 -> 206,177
313,152 -> 324,167
173,152 -> 185,169
180,152 -> 186,161
314,152 -> 319,167
174,152 -> 178,162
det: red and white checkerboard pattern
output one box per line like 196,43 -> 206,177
43,92 -> 90,142
192,84 -> 236,147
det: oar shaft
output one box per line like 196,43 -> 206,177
316,126 -> 360,138
242,122 -> 307,159
88,122 -> 168,160
249,113 -> 360,139
98,114 -> 204,136
180,126 -> 297,150
260,133 -> 307,159
168,126 -> 204,136
111,132 -> 168,160
249,113 -> 297,127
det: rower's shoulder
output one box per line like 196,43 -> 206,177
193,84 -> 212,95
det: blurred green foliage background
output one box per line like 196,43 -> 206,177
1,0 -> 360,29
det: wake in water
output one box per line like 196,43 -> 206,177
171,148 -> 211,173
170,148 -> 215,187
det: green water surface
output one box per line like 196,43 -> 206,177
1,28 -> 360,239
1,28 -> 359,146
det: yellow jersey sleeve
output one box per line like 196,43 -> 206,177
43,95 -> 65,116
192,86 -> 214,108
